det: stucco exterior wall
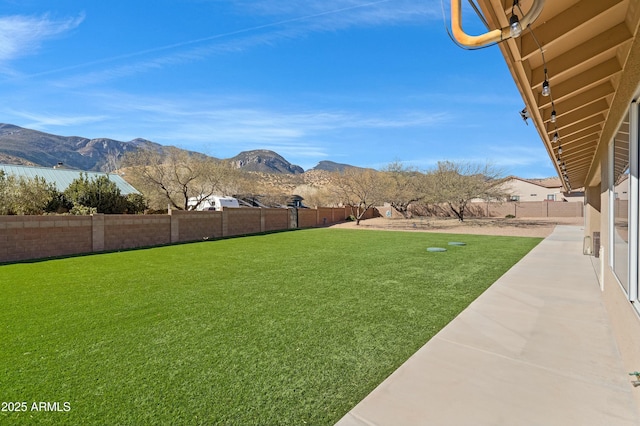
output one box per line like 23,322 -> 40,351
503,178 -> 562,202
595,141 -> 640,410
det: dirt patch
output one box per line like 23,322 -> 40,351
329,217 -> 584,238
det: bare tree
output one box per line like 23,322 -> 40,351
331,168 -> 385,224
380,161 -> 428,218
425,161 -> 507,221
123,147 -> 229,210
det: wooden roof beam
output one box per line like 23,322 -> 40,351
536,57 -> 622,107
520,0 -> 625,60
541,82 -> 614,122
530,23 -> 631,87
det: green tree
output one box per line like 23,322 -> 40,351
44,190 -> 73,214
0,173 -> 66,215
0,171 -> 11,215
0,171 -> 7,214
64,174 -> 145,214
123,193 -> 148,214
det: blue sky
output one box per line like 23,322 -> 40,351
0,0 -> 555,177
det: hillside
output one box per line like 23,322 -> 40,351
0,124 -> 160,172
0,124 -> 342,174
228,150 -> 304,174
310,160 -> 355,172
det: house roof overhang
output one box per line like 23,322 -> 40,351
471,0 -> 640,190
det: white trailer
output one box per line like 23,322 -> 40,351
187,195 -> 240,211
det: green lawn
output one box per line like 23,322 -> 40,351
0,228 -> 541,425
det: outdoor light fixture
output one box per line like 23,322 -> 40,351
449,0 -> 544,47
509,14 -> 522,38
558,145 -> 563,155
542,80 -> 550,96
553,132 -> 559,143
550,109 -> 556,123
509,0 -> 523,38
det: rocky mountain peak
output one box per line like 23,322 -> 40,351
230,150 -> 304,174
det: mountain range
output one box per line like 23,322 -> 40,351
0,123 -> 357,174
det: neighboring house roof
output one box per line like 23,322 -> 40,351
505,176 -> 562,189
0,164 -> 140,195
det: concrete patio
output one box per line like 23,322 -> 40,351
336,226 -> 640,425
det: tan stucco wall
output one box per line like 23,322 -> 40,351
615,176 -> 630,201
503,179 -> 562,202
584,185 -> 601,255
596,143 -> 640,410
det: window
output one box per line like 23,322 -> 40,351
509,195 -> 520,202
547,194 -> 555,201
610,101 -> 639,307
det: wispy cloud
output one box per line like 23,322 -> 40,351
232,0 -> 439,29
3,109 -> 108,130
42,0 -> 439,86
142,107 -> 447,146
148,106 -> 446,141
0,14 -> 84,63
54,91 -> 449,161
405,142 -> 555,176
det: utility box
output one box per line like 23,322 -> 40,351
583,236 -> 592,255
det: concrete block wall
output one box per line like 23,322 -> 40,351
0,216 -> 92,263
316,207 -> 338,226
170,210 -> 222,242
263,208 -> 290,232
225,208 -> 263,236
0,206 -> 365,263
513,202 -> 546,217
103,215 -> 171,251
298,208 -> 319,228
402,201 -> 584,219
485,201 -> 584,218
548,201 -> 584,217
